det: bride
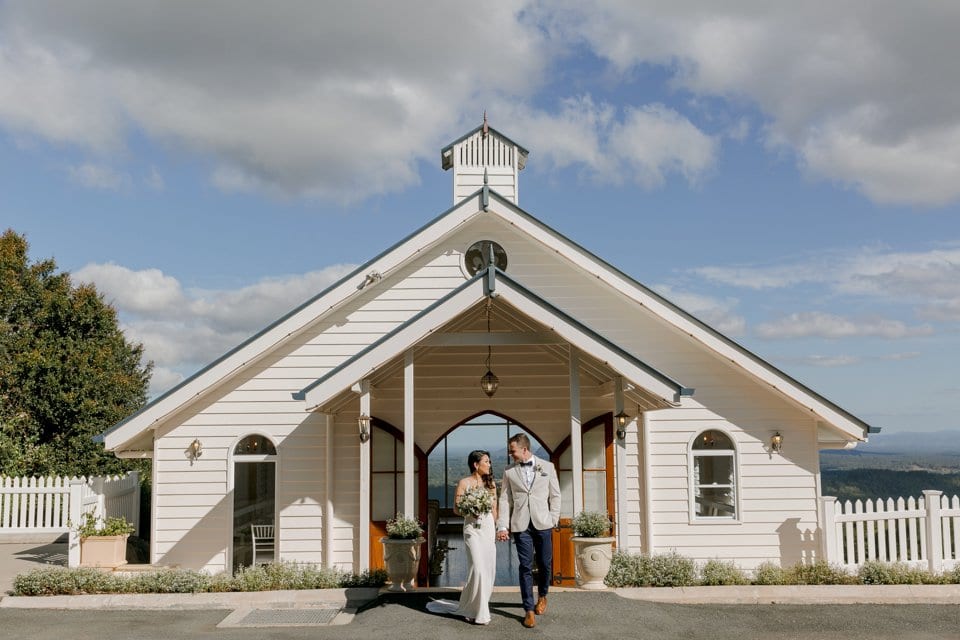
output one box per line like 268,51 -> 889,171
426,449 -> 498,625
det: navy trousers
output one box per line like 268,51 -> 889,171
513,522 -> 553,613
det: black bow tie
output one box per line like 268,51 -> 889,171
520,461 -> 534,467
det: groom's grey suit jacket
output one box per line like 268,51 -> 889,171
497,457 -> 562,532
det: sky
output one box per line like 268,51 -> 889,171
2,1 -> 959,436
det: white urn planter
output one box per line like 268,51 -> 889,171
80,534 -> 129,568
572,536 -> 615,589
381,537 -> 424,592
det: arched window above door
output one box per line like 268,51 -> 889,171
234,435 -> 277,456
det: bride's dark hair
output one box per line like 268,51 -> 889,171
467,449 -> 496,491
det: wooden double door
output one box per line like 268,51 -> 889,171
551,413 -> 616,586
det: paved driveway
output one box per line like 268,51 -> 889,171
0,592 -> 958,640
0,539 -> 68,596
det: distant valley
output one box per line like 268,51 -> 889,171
820,430 -> 960,501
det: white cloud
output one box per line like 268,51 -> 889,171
67,162 -> 129,190
0,1 -> 544,201
790,354 -> 862,368
694,245 -> 960,322
78,261 -> 357,395
498,96 -> 717,188
653,284 -> 745,336
530,1 -> 960,206
755,311 -> 933,340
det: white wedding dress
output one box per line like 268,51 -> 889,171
426,510 -> 496,624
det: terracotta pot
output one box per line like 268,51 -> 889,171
80,534 -> 129,568
380,537 -> 424,592
572,536 -> 615,589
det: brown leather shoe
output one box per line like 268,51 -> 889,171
522,611 -> 536,628
534,596 -> 547,615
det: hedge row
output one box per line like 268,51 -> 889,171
12,562 -> 387,596
604,551 -> 960,587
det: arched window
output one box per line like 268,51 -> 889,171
690,429 -> 737,520
232,434 -> 278,569
234,435 -> 277,456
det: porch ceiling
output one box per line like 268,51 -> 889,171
315,297 -> 671,417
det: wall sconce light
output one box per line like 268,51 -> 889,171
614,411 -> 629,440
770,431 -> 784,454
187,438 -> 203,464
357,414 -> 371,443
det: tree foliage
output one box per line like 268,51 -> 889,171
0,229 -> 152,477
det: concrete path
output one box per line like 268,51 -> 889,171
0,538 -> 68,596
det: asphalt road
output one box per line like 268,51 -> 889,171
0,592 -> 958,640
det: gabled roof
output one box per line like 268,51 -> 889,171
101,185 -> 874,452
298,267 -> 691,410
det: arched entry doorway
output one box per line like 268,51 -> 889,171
427,412 -> 549,587
368,418 -> 429,584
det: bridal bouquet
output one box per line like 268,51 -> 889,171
457,485 -> 494,528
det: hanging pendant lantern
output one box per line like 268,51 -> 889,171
480,300 -> 499,397
480,349 -> 500,398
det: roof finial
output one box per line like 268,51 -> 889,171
482,111 -> 489,137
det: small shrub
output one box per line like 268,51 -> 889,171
571,511 -> 612,537
339,568 -> 388,588
385,513 -> 422,539
942,565 -> 960,585
859,561 -> 943,585
604,551 -> 644,587
752,561 -> 787,585
129,569 -> 211,594
646,552 -> 697,587
786,560 -> 854,585
73,511 -> 135,538
700,559 -> 749,586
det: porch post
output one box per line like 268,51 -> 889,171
569,347 -> 583,516
403,350 -> 415,519
359,379 -> 371,571
642,412 -> 654,556
324,413 -> 335,569
614,377 -> 629,549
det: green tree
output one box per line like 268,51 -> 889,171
0,229 -> 152,477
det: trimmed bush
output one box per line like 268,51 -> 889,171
700,559 -> 749,586
604,551 -> 645,588
646,552 -> 697,587
12,562 -> 387,596
858,561 -> 942,585
752,562 -> 787,585
602,551 -> 696,587
786,560 -> 855,585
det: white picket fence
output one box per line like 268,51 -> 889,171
0,472 -> 140,567
821,490 -> 960,573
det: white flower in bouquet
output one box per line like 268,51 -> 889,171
457,485 -> 494,528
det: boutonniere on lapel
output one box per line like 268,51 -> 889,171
535,464 -> 546,476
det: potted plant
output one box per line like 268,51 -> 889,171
380,513 -> 424,592
571,510 -> 615,589
75,511 -> 135,568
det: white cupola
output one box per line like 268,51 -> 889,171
440,115 -> 528,206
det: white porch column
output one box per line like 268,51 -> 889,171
569,347 -> 583,516
614,377 -> 629,549
642,411 -> 654,556
324,413 -> 335,569
359,379 -> 371,571
403,350 -> 415,519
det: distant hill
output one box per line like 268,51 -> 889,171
822,468 -> 960,503
821,430 -> 960,472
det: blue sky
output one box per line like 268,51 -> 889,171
2,2 -> 959,434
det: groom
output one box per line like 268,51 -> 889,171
497,433 -> 561,629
